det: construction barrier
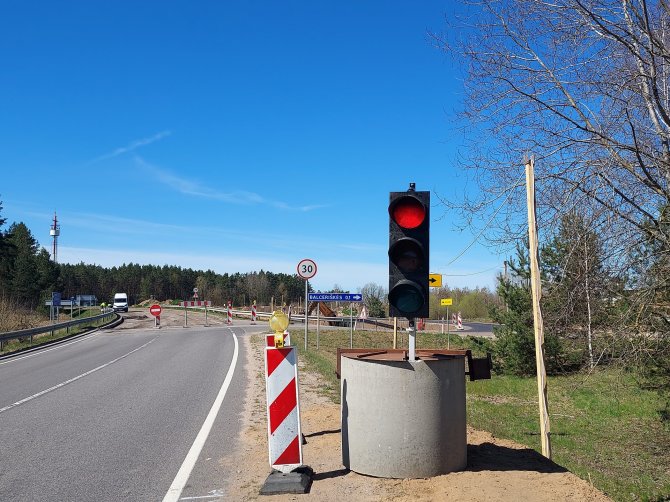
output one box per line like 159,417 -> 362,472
457,312 -> 463,330
252,303 -> 257,324
179,300 -> 212,307
264,346 -> 303,473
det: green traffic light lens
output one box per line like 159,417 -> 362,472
390,196 -> 426,229
389,282 -> 424,315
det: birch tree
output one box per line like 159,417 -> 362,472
440,1 -> 670,319
438,0 -> 670,413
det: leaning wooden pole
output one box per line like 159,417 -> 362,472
525,157 -> 552,459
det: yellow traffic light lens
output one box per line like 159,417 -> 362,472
388,238 -> 425,273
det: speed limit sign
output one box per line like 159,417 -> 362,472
297,258 -> 317,279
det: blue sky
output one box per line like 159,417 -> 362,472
1,1 -> 503,292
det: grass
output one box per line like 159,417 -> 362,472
287,325 -> 670,502
0,308 -> 114,356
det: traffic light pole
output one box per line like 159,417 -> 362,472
408,318 -> 416,361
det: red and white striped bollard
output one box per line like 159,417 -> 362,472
265,345 -> 303,472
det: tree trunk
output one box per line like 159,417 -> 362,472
584,240 -> 594,370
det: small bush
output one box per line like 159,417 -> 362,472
493,326 -> 566,376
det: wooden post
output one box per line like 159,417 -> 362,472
393,317 -> 398,349
525,157 -> 552,459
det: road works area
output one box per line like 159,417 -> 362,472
224,333 -> 611,502
115,307 -> 610,500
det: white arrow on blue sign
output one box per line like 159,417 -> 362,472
308,293 -> 363,302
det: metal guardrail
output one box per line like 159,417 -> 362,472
0,311 -> 118,346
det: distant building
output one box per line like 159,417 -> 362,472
75,295 -> 98,306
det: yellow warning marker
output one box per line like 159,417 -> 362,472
269,310 -> 289,348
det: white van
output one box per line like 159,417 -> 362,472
113,293 -> 129,312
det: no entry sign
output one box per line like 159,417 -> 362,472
149,304 -> 162,317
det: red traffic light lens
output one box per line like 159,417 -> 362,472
390,196 -> 426,229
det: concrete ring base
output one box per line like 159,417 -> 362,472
341,357 -> 466,478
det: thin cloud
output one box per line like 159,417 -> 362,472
88,131 -> 172,164
135,156 -> 328,211
25,206 -> 348,252
271,201 -> 330,212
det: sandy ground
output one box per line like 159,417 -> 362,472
223,333 -> 612,502
116,305 -> 232,330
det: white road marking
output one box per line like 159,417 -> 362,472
179,489 -> 224,500
0,338 -> 158,415
0,330 -> 102,366
163,330 -> 239,502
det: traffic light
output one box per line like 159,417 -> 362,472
388,183 -> 430,319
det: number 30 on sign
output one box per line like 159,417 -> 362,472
297,258 -> 317,279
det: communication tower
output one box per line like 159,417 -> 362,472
50,212 -> 60,263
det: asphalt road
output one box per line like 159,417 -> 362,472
460,321 -> 496,338
0,313 -> 265,502
416,320 -> 496,338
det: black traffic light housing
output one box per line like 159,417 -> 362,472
388,183 -> 430,319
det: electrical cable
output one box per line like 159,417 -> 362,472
443,265 -> 500,277
441,171 -> 526,268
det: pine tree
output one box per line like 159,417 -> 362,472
6,223 -> 41,306
491,242 -> 564,376
0,200 -> 14,296
633,206 -> 670,421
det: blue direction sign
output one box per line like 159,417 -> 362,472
308,293 -> 363,302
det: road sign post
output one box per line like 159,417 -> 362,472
350,303 -> 353,349
150,304 -> 162,328
316,305 -> 320,349
440,298 -> 453,344
51,292 -> 62,324
297,259 -> 317,351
